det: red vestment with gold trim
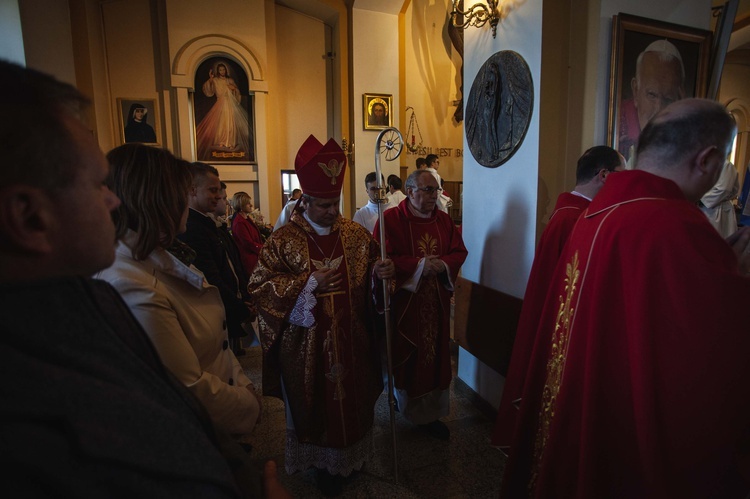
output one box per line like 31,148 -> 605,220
374,199 -> 467,399
501,170 -> 750,498
492,192 -> 590,449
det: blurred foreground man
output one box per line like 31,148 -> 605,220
0,61 -> 287,498
501,99 -> 750,498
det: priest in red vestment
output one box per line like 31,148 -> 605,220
374,169 -> 467,440
248,135 -> 394,496
501,99 -> 750,498
491,145 -> 625,450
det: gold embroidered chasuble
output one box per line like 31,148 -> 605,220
249,213 -> 382,448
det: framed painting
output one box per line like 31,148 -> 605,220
117,98 -> 159,145
608,13 -> 711,162
193,56 -> 256,163
363,93 -> 392,130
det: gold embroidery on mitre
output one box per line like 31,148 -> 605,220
529,250 -> 580,493
318,160 -> 343,185
417,232 -> 438,256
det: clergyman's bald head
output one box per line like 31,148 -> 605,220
636,98 -> 735,168
635,98 -> 735,202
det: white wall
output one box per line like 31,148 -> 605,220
18,0 -> 76,85
275,5 -> 329,183
402,0 -> 464,183
352,8 -> 400,210
0,0 -> 25,65
458,0 -> 544,409
101,0 -> 159,147
165,0 -> 268,73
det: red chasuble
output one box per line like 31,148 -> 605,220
249,214 -> 382,448
492,192 -> 590,449
374,199 -> 467,398
501,170 -> 750,498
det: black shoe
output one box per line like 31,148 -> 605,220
419,420 -> 450,441
315,468 -> 343,497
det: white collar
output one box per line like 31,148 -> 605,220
571,190 -> 592,202
366,198 -> 388,210
118,230 -> 206,290
303,211 -> 332,235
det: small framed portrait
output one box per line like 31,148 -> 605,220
363,93 -> 392,130
117,98 -> 160,145
607,13 -> 711,162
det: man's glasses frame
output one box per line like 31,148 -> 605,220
413,186 -> 443,194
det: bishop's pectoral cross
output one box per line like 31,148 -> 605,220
311,255 -> 343,271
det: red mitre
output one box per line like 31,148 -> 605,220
295,134 -> 346,198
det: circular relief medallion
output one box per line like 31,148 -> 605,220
465,50 -> 534,168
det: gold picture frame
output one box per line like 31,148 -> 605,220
363,93 -> 392,130
117,98 -> 160,146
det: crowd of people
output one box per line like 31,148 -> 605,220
2,58 -> 750,499
0,61 -> 468,497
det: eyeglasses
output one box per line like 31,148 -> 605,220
414,186 -> 443,194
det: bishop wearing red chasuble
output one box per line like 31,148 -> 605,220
501,99 -> 750,498
492,146 -> 625,450
248,135 -> 394,495
374,169 -> 467,439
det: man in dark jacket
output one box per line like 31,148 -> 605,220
179,163 -> 253,355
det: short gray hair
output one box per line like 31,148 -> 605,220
636,98 -> 735,168
404,170 -> 433,191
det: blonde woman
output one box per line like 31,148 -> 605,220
96,144 -> 260,436
230,191 -> 264,274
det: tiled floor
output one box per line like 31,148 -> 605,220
238,344 -> 506,498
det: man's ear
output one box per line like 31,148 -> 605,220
597,168 -> 608,183
694,145 -> 720,176
0,186 -> 56,255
